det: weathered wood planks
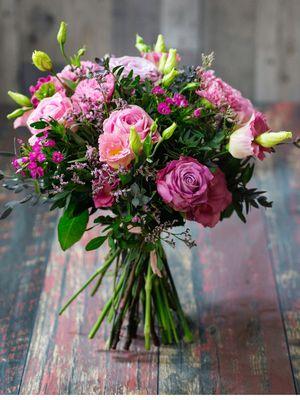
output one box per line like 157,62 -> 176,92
1,103 -> 300,394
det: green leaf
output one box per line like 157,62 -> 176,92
85,236 -> 107,251
58,205 -> 89,251
30,120 -> 49,129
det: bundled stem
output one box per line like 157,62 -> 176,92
60,240 -> 193,350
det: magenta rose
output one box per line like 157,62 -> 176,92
71,74 -> 115,112
103,105 -> 159,142
27,93 -> 73,143
109,56 -> 160,83
156,156 -> 214,212
196,69 -> 254,124
186,169 -> 232,227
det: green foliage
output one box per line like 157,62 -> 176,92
58,203 -> 89,251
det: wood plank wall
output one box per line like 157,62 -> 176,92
0,0 -> 300,104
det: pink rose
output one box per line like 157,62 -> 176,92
156,156 -> 232,227
98,132 -> 134,169
58,60 -> 100,82
186,169 -> 232,228
71,74 -> 115,112
93,182 -> 116,208
103,105 -> 159,142
109,56 -> 160,83
228,111 -> 270,160
27,93 -> 73,142
196,70 -> 254,124
156,156 -> 214,212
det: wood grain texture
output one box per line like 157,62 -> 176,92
0,202 -> 57,394
159,211 -> 295,394
20,234 -> 158,395
256,103 -> 300,391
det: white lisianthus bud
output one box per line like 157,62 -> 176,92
7,91 -> 32,107
129,126 -> 143,156
162,122 -> 177,140
163,49 -> 178,74
135,34 -> 150,53
154,34 -> 167,53
158,53 -> 167,73
32,50 -> 53,71
57,21 -> 67,47
162,68 -> 179,87
255,131 -> 292,147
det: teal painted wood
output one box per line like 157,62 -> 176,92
256,103 -> 300,392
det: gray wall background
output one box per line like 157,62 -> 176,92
1,0 -> 300,105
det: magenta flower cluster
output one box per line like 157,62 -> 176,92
156,92 -> 188,115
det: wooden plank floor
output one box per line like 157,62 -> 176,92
0,103 -> 299,394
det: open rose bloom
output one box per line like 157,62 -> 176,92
4,26 -> 294,351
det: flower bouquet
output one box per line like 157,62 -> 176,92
1,22 -> 294,350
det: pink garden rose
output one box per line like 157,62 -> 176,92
156,156 -> 232,227
27,93 -> 73,142
196,70 -> 255,124
103,105 -> 159,142
58,60 -> 100,82
71,74 -> 115,112
186,169 -> 232,227
109,56 -> 160,83
98,132 -> 133,169
228,111 -> 270,160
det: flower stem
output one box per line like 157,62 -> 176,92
59,249 -> 120,315
144,262 -> 153,350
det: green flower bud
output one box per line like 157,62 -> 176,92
150,120 -> 158,134
255,131 -> 293,148
135,34 -> 150,53
154,34 -> 167,53
129,126 -> 143,156
57,21 -> 67,46
7,91 -> 31,107
162,122 -> 177,140
6,107 -> 30,120
158,53 -> 167,73
77,47 -> 86,57
181,82 -> 200,92
32,50 -> 53,71
163,49 -> 178,74
162,68 -> 179,87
